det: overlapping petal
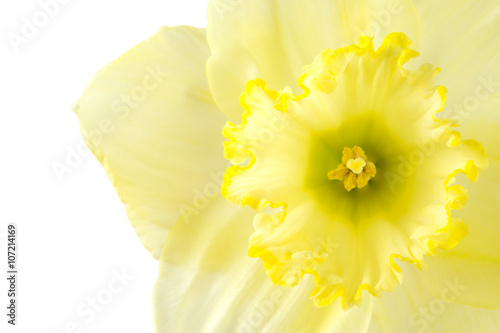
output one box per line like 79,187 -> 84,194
413,1 -> 500,120
153,196 -> 373,333
206,0 -> 421,120
73,26 -> 228,259
371,263 -> 500,332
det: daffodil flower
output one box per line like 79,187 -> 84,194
73,1 -> 500,332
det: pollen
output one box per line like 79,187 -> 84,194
346,157 -> 366,174
328,146 -> 376,191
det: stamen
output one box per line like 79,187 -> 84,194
328,146 -> 376,191
347,157 -> 366,174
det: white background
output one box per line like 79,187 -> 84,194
0,0 -> 210,332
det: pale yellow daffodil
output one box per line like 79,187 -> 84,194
73,1 -> 500,332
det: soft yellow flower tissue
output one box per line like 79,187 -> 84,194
73,1 -> 500,332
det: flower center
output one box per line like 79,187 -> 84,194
327,146 -> 376,191
221,33 -> 485,309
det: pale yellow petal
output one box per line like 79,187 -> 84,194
73,26 -> 228,259
413,1 -> 500,121
153,196 -> 373,333
207,0 -> 421,119
458,96 -> 500,160
423,251 -> 500,310
371,263 -> 500,332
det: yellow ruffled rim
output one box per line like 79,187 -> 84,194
222,33 -> 487,308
